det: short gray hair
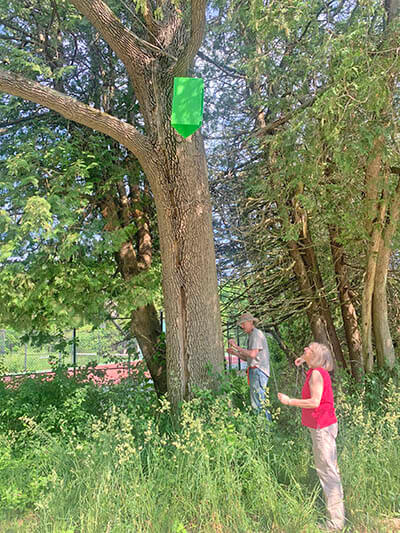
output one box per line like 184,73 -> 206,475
308,342 -> 334,371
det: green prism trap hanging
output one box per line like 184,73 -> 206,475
171,77 -> 204,138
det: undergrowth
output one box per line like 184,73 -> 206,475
0,363 -> 398,532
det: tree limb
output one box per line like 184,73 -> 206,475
256,88 -> 328,136
68,0 -> 152,70
0,69 -> 152,162
172,0 -> 207,76
197,50 -> 246,79
0,110 -> 50,129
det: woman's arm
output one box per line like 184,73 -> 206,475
278,370 -> 323,408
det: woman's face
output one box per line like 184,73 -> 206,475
302,345 -> 314,367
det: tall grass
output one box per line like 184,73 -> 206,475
0,367 -> 399,532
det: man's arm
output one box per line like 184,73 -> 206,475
227,339 -> 259,360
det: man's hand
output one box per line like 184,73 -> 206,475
227,347 -> 238,355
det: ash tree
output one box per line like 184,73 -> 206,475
0,0 -> 224,405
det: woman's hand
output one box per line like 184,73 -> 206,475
278,392 -> 291,405
294,357 -> 305,367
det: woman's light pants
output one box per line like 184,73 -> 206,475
309,423 -> 345,530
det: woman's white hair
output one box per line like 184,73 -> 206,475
308,342 -> 334,371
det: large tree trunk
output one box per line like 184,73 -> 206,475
369,0 -> 400,370
373,243 -> 395,369
288,193 -> 346,368
372,177 -> 400,369
100,187 -> 168,395
288,240 -> 332,347
385,0 -> 400,25
82,0 -> 225,405
130,304 -> 167,396
300,229 -> 347,369
361,2 -> 399,371
361,143 -> 387,372
145,134 -> 223,403
329,226 -> 363,379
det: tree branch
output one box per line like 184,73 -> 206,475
197,50 -> 245,79
0,69 -> 152,162
118,0 -> 177,61
68,0 -> 151,69
256,88 -> 328,136
0,110 -> 50,130
172,0 -> 207,76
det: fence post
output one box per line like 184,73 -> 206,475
72,328 -> 77,376
24,344 -> 27,372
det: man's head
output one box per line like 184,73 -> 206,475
237,312 -> 259,334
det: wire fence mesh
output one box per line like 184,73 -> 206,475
0,325 -> 251,377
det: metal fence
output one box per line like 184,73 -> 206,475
0,327 -> 141,376
1,324 -> 250,376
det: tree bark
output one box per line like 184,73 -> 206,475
362,3 -> 400,371
361,145 -> 388,372
300,227 -> 347,369
385,0 -> 400,25
329,226 -> 363,379
99,186 -> 168,395
370,0 -> 400,370
287,240 -> 331,346
289,193 -> 346,368
146,134 -> 223,402
373,241 -> 395,369
372,177 -> 400,369
130,304 -> 167,396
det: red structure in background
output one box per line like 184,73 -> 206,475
3,354 -> 243,388
2,361 -> 150,387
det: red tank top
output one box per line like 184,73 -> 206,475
301,367 -> 337,429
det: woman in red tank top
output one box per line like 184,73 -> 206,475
278,343 -> 345,531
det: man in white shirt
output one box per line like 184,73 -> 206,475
227,312 -> 271,420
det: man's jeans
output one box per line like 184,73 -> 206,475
248,367 -> 271,420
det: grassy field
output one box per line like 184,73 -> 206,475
0,366 -> 398,532
3,351 -> 65,373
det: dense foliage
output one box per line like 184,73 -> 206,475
204,0 -> 400,375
